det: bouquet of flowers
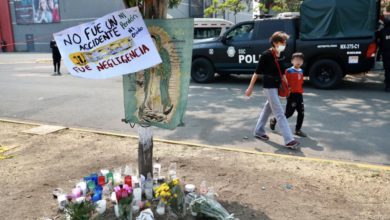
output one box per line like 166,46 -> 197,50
189,194 -> 236,220
154,178 -> 185,217
115,184 -> 134,220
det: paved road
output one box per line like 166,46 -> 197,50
1,53 -> 389,165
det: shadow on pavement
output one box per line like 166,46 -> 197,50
168,72 -> 390,164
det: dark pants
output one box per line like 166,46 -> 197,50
273,93 -> 304,131
285,93 -> 304,131
53,59 -> 61,73
383,52 -> 390,88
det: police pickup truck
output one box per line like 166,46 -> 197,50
191,18 -> 377,89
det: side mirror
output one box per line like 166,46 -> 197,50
221,35 -> 231,45
221,35 -> 227,44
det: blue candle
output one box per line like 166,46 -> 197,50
92,192 -> 102,202
91,173 -> 98,185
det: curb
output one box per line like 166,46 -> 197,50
35,59 -> 52,63
1,117 -> 389,171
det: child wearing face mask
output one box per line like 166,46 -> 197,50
245,31 -> 300,150
270,52 -> 307,137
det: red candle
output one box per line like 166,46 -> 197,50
124,175 -> 132,187
98,176 -> 106,186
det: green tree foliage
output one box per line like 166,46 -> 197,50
204,0 -> 247,22
204,0 -> 221,17
122,0 -> 181,9
259,0 -> 300,14
224,0 -> 246,23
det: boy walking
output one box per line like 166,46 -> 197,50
270,52 -> 307,137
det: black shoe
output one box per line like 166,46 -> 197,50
286,140 -> 300,150
254,134 -> 270,141
385,87 -> 390,92
295,130 -> 307,137
270,118 -> 276,131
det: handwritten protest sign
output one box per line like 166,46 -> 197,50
53,7 -> 162,79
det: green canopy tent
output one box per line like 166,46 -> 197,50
300,0 -> 379,40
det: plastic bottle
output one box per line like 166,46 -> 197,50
144,176 -> 154,200
199,181 -> 208,195
206,186 -> 215,200
168,163 -> 177,179
156,200 -> 165,215
133,186 -> 142,202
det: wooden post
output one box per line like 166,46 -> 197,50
122,0 -> 168,178
138,126 -> 153,177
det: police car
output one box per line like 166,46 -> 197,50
191,18 -> 377,89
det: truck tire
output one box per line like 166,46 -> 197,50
191,58 -> 215,83
309,59 -> 343,89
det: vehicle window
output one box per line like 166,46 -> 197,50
194,28 -> 222,39
226,23 -> 254,41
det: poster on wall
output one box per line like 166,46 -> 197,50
14,0 -> 60,24
123,19 -> 194,130
53,7 -> 162,79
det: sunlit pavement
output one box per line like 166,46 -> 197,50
0,53 -> 389,165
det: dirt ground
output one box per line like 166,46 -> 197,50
0,121 -> 389,220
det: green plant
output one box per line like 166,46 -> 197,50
66,201 -> 96,220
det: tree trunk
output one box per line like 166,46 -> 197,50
123,0 -> 168,178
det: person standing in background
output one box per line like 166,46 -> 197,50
50,38 -> 61,75
0,39 -> 6,52
379,17 -> 390,92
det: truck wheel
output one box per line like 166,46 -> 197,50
191,58 -> 215,83
309,59 -> 343,89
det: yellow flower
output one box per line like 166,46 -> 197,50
161,198 -> 167,204
174,194 -> 177,198
172,178 -> 179,186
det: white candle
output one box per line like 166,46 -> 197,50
156,205 -> 165,215
76,182 -> 87,196
95,200 -> 107,214
114,204 -> 120,217
133,187 -> 142,201
57,194 -> 68,210
113,172 -> 122,185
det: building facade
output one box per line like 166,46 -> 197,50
0,0 -> 252,52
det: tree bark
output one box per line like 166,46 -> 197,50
138,126 -> 153,178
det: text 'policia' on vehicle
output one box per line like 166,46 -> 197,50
191,0 -> 380,89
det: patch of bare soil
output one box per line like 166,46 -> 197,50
0,121 -> 389,220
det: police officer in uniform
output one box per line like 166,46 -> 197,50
379,17 -> 390,92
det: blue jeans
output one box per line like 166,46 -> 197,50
254,88 -> 294,145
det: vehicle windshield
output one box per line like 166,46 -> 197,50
194,28 -> 222,39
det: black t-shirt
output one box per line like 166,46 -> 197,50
379,25 -> 390,53
50,40 -> 61,60
255,49 -> 284,88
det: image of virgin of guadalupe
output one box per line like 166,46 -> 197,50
138,34 -> 173,123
